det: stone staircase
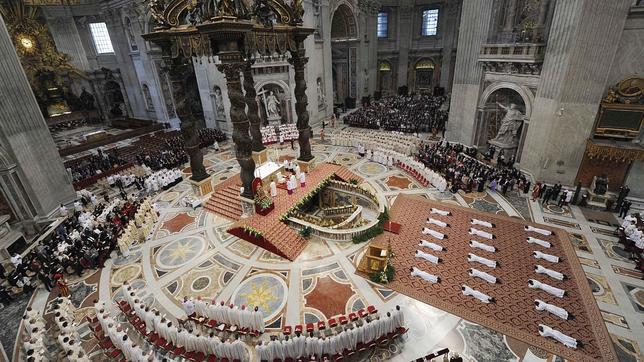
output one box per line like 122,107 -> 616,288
203,176 -> 242,220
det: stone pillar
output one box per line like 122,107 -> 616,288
519,0 -> 632,185
289,39 -> 314,162
162,50 -> 209,182
43,11 -> 90,71
0,16 -> 76,217
217,54 -> 256,198
446,0 -> 494,144
396,4 -> 413,89
439,1 -> 461,91
242,60 -> 265,152
504,0 -> 518,31
358,0 -> 380,98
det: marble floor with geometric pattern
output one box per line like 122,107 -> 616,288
7,130 -> 644,361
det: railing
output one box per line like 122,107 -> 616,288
479,43 -> 546,63
286,214 -> 379,242
321,205 -> 356,217
327,180 -> 379,206
330,206 -> 363,229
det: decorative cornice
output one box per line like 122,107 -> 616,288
357,0 -> 380,15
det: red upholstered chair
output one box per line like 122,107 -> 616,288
190,351 -> 206,362
282,325 -> 292,335
86,314 -> 98,325
206,319 -> 218,329
154,337 -> 167,349
106,349 -> 123,359
172,346 -> 186,358
306,323 -> 315,333
317,320 -> 326,330
367,305 -> 377,314
338,315 -> 348,325
357,309 -> 367,318
98,338 -> 114,350
328,318 -> 338,328
294,324 -> 303,334
206,355 -> 217,362
348,312 -> 358,322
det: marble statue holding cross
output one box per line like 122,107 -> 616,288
490,102 -> 527,147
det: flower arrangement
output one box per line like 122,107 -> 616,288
352,207 -> 389,244
299,226 -> 313,239
280,174 -> 335,221
241,225 -> 263,239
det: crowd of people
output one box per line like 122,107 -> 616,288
67,149 -> 127,183
416,141 -> 530,195
67,127 -> 225,188
345,95 -> 448,134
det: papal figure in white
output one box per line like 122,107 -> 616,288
491,102 -> 526,147
266,91 -> 281,119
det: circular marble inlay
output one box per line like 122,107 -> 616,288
159,191 -> 180,202
156,236 -> 207,269
232,273 -> 287,322
192,276 -> 211,292
358,162 -> 387,176
111,265 -> 142,286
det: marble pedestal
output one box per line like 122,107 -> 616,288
297,158 -> 316,173
0,215 -> 26,260
189,175 -> 214,197
239,195 -> 255,217
488,139 -> 518,158
252,149 -> 269,165
587,190 -> 615,209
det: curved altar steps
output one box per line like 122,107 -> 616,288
333,166 -> 363,184
203,175 -> 242,220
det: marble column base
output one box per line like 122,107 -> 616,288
239,195 -> 255,218
252,149 -> 269,166
297,158 -> 316,173
189,175 -> 214,197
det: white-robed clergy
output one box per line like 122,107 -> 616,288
467,253 -> 497,268
270,181 -> 277,197
469,268 -> 498,284
289,174 -> 297,190
419,239 -> 444,251
268,337 -> 284,361
535,265 -> 565,281
469,240 -> 496,253
426,217 -> 448,228
415,250 -> 441,264
293,334 -> 306,358
535,299 -> 570,320
252,306 -> 265,332
527,236 -> 551,248
422,227 -> 445,240
538,324 -> 577,348
533,250 -> 560,263
471,218 -> 495,228
462,285 -> 494,303
526,225 -> 552,236
392,305 -> 405,330
231,336 -> 246,361
410,266 -> 439,283
256,341 -> 271,362
305,333 -> 316,358
469,228 -> 494,240
430,208 -> 450,216
528,279 -> 566,298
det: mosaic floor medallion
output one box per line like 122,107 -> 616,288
232,273 -> 287,321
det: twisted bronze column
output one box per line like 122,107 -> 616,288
242,59 -> 265,152
217,61 -> 256,198
163,51 -> 209,182
289,40 -> 314,162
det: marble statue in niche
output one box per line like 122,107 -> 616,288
490,102 -> 526,147
213,87 -> 225,118
317,77 -> 326,110
591,174 -> 609,196
266,91 -> 281,119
